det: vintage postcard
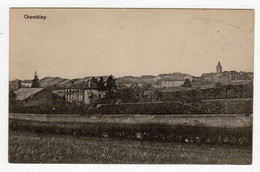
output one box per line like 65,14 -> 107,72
9,8 -> 254,164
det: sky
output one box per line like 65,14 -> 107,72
9,9 -> 254,80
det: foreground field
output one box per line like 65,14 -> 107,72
9,130 -> 252,164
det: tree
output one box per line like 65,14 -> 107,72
32,72 -> 40,88
102,89 -> 118,104
106,75 -> 116,90
119,87 -> 134,103
97,77 -> 105,91
190,89 -> 198,100
233,84 -> 248,98
18,80 -> 22,89
154,89 -> 163,101
224,85 -> 232,98
91,77 -> 98,84
99,75 -> 117,104
213,82 -> 221,98
9,89 -> 16,105
135,84 -> 151,102
183,79 -> 192,88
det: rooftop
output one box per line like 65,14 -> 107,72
14,88 -> 44,101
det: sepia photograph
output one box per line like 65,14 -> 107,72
9,8 -> 254,164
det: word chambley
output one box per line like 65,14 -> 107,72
24,14 -> 47,20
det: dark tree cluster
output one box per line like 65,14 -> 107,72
90,75 -> 116,91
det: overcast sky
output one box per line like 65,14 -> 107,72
10,9 -> 254,80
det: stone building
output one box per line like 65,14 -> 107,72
201,61 -> 253,86
20,80 -> 32,88
160,79 -> 186,88
14,88 -> 64,107
64,80 -> 105,106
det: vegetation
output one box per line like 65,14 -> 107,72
9,98 -> 253,115
9,130 -> 252,164
9,89 -> 17,105
182,79 -> 192,88
9,118 -> 252,146
97,76 -> 105,91
98,99 -> 253,115
106,75 -> 116,90
96,82 -> 253,105
161,84 -> 253,101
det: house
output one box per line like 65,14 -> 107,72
152,83 -> 161,89
55,79 -> 71,89
52,90 -> 65,98
9,79 -> 21,90
64,80 -> 86,106
65,80 -> 106,105
160,79 -> 186,88
154,73 -> 193,82
14,88 -> 64,107
117,76 -> 147,88
222,71 -> 253,81
201,72 -> 216,82
140,75 -> 156,84
39,77 -> 64,87
191,77 -> 214,89
213,73 -> 230,85
20,80 -> 32,88
84,83 -> 106,104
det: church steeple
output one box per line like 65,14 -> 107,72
32,71 -> 40,88
216,61 -> 222,74
34,71 -> 37,78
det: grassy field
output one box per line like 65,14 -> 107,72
9,130 -> 252,164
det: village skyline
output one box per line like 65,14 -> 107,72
9,62 -> 254,81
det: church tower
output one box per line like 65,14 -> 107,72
216,61 -> 222,74
32,71 -> 40,88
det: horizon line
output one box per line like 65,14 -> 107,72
9,69 -> 254,81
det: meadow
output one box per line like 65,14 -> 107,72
9,113 -> 252,163
9,130 -> 252,164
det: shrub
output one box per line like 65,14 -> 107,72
9,119 -> 252,146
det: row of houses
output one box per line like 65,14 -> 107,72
117,62 -> 253,89
10,62 -> 253,107
10,62 -> 253,91
10,76 -> 110,107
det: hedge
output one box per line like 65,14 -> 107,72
9,119 -> 252,146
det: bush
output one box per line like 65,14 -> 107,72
97,99 -> 253,115
9,119 -> 252,146
9,104 -> 98,115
